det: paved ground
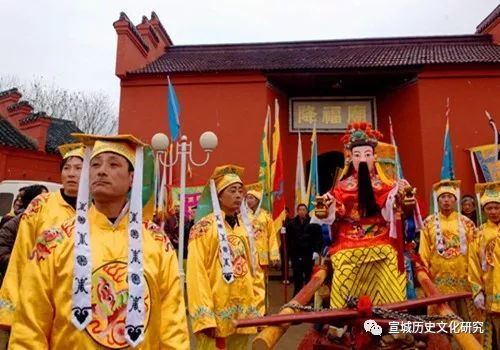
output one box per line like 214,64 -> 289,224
188,275 -> 312,349
266,279 -> 311,349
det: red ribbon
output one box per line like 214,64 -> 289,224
357,295 -> 373,316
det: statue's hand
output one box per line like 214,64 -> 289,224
314,195 -> 333,219
397,181 -> 417,211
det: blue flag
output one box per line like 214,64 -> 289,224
167,77 -> 180,141
440,117 -> 455,180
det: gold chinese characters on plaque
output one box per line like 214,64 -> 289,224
290,98 -> 375,133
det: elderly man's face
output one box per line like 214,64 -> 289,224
90,152 -> 133,201
461,199 -> 475,215
219,183 -> 244,214
351,145 -> 375,172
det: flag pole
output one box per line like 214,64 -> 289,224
168,143 -> 173,186
281,225 -> 289,303
268,105 -> 273,194
469,150 -> 480,183
485,110 -> 498,181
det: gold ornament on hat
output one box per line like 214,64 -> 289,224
340,122 -> 383,150
210,164 -> 244,193
432,180 -> 461,199
245,182 -> 263,201
475,181 -> 500,208
58,143 -> 84,160
72,133 -> 146,166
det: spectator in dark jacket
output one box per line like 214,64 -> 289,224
0,188 -> 27,229
280,206 -> 292,284
286,203 -> 323,296
0,184 -> 47,285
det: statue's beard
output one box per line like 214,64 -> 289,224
357,162 -> 379,218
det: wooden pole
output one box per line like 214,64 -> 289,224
252,266 -> 327,350
237,292 -> 471,328
281,227 -> 289,302
414,266 -> 483,350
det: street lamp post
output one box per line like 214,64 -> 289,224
151,132 -> 218,290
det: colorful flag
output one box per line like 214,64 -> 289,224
271,99 -> 286,232
258,107 -> 272,212
440,111 -> 455,180
469,144 -> 500,182
294,131 -> 307,211
167,76 -> 180,142
169,184 -> 205,216
306,124 -> 319,212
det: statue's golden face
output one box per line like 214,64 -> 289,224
350,145 -> 375,173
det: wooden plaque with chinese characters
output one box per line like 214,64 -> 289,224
289,97 -> 376,133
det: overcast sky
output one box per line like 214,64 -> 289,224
1,0 -> 498,112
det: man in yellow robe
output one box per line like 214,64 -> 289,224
419,180 -> 477,320
9,134 -> 189,349
469,182 -> 500,349
0,143 -> 83,337
245,182 -> 280,315
187,165 -> 259,349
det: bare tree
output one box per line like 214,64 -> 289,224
0,75 -> 117,134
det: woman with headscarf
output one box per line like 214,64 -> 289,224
461,194 -> 478,226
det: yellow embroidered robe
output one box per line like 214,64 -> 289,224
253,209 -> 280,266
0,191 -> 75,327
419,212 -> 476,294
9,206 -> 189,349
469,220 -> 500,313
252,209 -> 280,315
187,213 -> 259,338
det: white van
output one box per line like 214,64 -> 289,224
0,180 -> 62,216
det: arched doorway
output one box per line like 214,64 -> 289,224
305,151 -> 344,195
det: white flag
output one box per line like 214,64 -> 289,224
294,131 -> 307,213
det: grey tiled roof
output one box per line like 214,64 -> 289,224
45,118 -> 82,154
19,112 -> 50,125
476,4 -> 500,33
0,113 -> 81,154
0,114 -> 36,150
0,88 -> 20,98
133,34 -> 500,74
